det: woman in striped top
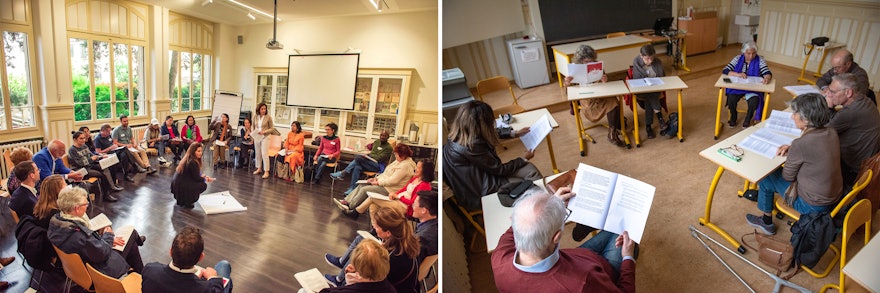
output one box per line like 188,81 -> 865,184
722,41 -> 773,128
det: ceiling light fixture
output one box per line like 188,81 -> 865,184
370,0 -> 388,13
247,12 -> 256,20
201,0 -> 213,7
369,0 -> 379,10
226,0 -> 280,21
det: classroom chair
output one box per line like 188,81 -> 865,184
448,196 -> 486,252
606,32 -> 626,38
52,245 -> 94,292
475,76 -> 525,118
61,154 -> 101,206
820,199 -> 872,293
86,263 -> 142,293
419,254 -> 439,293
773,169 -> 872,278
264,134 -> 284,177
9,208 -> 19,224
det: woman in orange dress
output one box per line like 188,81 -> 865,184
284,121 -> 306,182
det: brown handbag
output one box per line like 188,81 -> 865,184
742,230 -> 794,275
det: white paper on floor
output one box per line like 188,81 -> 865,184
197,191 -> 247,215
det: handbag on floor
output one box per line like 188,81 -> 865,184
275,159 -> 291,180
293,166 -> 304,183
742,230 -> 794,275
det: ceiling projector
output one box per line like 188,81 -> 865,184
266,40 -> 284,50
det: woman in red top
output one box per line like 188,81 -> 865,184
343,160 -> 434,218
181,115 -> 203,144
311,122 -> 341,184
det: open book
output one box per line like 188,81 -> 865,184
568,61 -> 604,85
367,191 -> 391,201
357,230 -> 382,244
89,214 -> 134,252
294,268 -> 331,293
628,77 -> 664,88
98,153 -> 119,170
739,128 -> 796,159
519,114 -> 553,151
568,163 -> 655,243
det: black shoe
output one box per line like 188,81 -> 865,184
572,223 -> 596,242
742,120 -> 752,128
728,120 -> 736,128
147,167 -> 157,175
138,236 -> 146,246
184,204 -> 195,209
111,185 -> 124,191
104,194 -> 119,202
124,175 -> 135,182
214,164 -> 219,170
646,127 -> 656,139
343,209 -> 359,219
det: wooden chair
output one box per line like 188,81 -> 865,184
61,154 -> 101,204
475,76 -> 525,118
774,169 -> 873,278
10,208 -> 19,224
3,149 -> 14,174
449,196 -> 486,252
606,32 -> 626,38
86,263 -> 142,293
265,135 -> 284,177
419,254 -> 438,293
52,244 -> 94,292
820,199 -> 872,293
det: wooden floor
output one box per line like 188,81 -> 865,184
0,154 -> 372,292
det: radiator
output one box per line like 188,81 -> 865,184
0,139 -> 46,179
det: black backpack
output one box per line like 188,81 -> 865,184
789,211 -> 836,269
15,215 -> 59,272
661,112 -> 679,137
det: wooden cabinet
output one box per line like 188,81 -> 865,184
253,68 -> 411,142
678,12 -> 718,56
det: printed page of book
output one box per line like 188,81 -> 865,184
731,76 -> 765,84
784,85 -> 821,96
740,127 -> 795,159
294,268 -> 330,293
567,163 -> 617,230
764,110 -> 802,137
89,213 -> 112,230
568,63 -> 589,85
603,175 -> 655,243
357,230 -> 382,244
628,78 -> 663,87
112,225 -> 134,252
519,114 -> 552,151
367,191 -> 391,201
98,153 -> 119,170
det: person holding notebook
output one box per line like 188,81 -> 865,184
566,45 -> 624,147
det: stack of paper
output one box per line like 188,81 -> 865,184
294,268 -> 330,293
730,76 -> 765,84
628,78 -> 664,88
784,85 -> 821,96
198,191 -> 247,215
739,111 -> 801,159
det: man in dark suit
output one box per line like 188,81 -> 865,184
9,161 -> 39,218
141,227 -> 232,293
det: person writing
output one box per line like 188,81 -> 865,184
565,45 -> 624,147
282,121 -> 306,182
209,113 -> 234,169
312,123 -> 341,185
492,188 -> 637,292
141,226 -> 232,293
171,143 -> 216,209
746,93 -> 842,235
632,44 -> 667,139
823,73 -> 880,185
722,41 -> 772,128
330,130 -> 393,195
94,123 -> 137,183
443,101 -> 542,212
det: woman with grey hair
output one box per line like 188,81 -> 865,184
722,41 -> 773,128
746,93 -> 842,236
47,186 -> 146,278
564,45 -> 625,147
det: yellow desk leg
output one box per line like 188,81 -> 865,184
813,48 -> 832,78
798,45 -> 816,84
618,96 -> 631,149
737,180 -> 755,197
573,101 -> 588,156
761,93 -> 771,121
700,166 -> 747,253
677,89 -> 684,142
546,134 -> 560,174
714,88 -> 724,140
631,94 -> 641,147
678,37 -> 691,72
557,71 -> 564,88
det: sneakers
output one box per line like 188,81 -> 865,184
329,171 -> 345,180
333,198 -> 349,211
343,187 -> 355,196
324,254 -> 343,269
158,156 -> 167,164
324,274 -> 343,287
746,214 -> 776,235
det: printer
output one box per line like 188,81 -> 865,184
442,68 -> 475,122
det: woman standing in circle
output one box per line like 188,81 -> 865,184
171,142 -> 215,209
252,102 -> 279,179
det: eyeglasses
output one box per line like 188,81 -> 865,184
826,87 -> 843,95
564,207 -> 572,222
78,202 -> 90,208
720,144 -> 744,160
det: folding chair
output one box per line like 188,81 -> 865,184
448,196 -> 486,252
774,169 -> 873,278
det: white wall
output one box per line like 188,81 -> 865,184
226,10 -> 438,113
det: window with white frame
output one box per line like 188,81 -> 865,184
0,29 -> 36,130
168,13 -> 214,114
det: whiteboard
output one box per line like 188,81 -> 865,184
211,91 -> 243,128
287,54 -> 359,110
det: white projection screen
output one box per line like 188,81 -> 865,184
287,53 -> 360,110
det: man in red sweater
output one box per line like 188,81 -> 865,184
491,188 -> 637,292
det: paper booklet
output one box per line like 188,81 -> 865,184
731,76 -> 765,84
127,147 -> 139,153
160,134 -> 170,140
519,114 -> 553,151
112,225 -> 134,252
764,110 -> 801,137
568,61 -> 604,85
357,230 -> 382,244
363,154 -> 378,163
98,153 -> 119,170
568,163 -> 655,243
74,168 -> 88,177
628,77 -> 664,88
294,268 -> 331,293
90,213 -> 113,230
356,179 -> 369,185
214,140 -> 227,147
276,149 -> 286,156
367,191 -> 391,201
739,127 -> 796,159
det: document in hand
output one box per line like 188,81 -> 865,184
567,163 -> 655,243
519,114 -> 553,151
568,61 -> 604,85
98,153 -> 119,170
214,140 -> 227,147
294,268 -> 330,293
89,213 -> 113,230
112,225 -> 134,252
74,168 -> 88,177
161,134 -> 170,140
367,191 -> 391,201
627,77 -> 664,88
357,230 -> 382,244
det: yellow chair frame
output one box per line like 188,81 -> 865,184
475,76 -> 526,118
606,32 -> 626,38
774,169 -> 873,278
820,199 -> 872,293
449,196 -> 486,252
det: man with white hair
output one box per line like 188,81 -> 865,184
491,188 -> 637,292
824,73 -> 880,185
816,49 -> 873,104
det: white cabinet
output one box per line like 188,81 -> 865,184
253,68 -> 411,141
